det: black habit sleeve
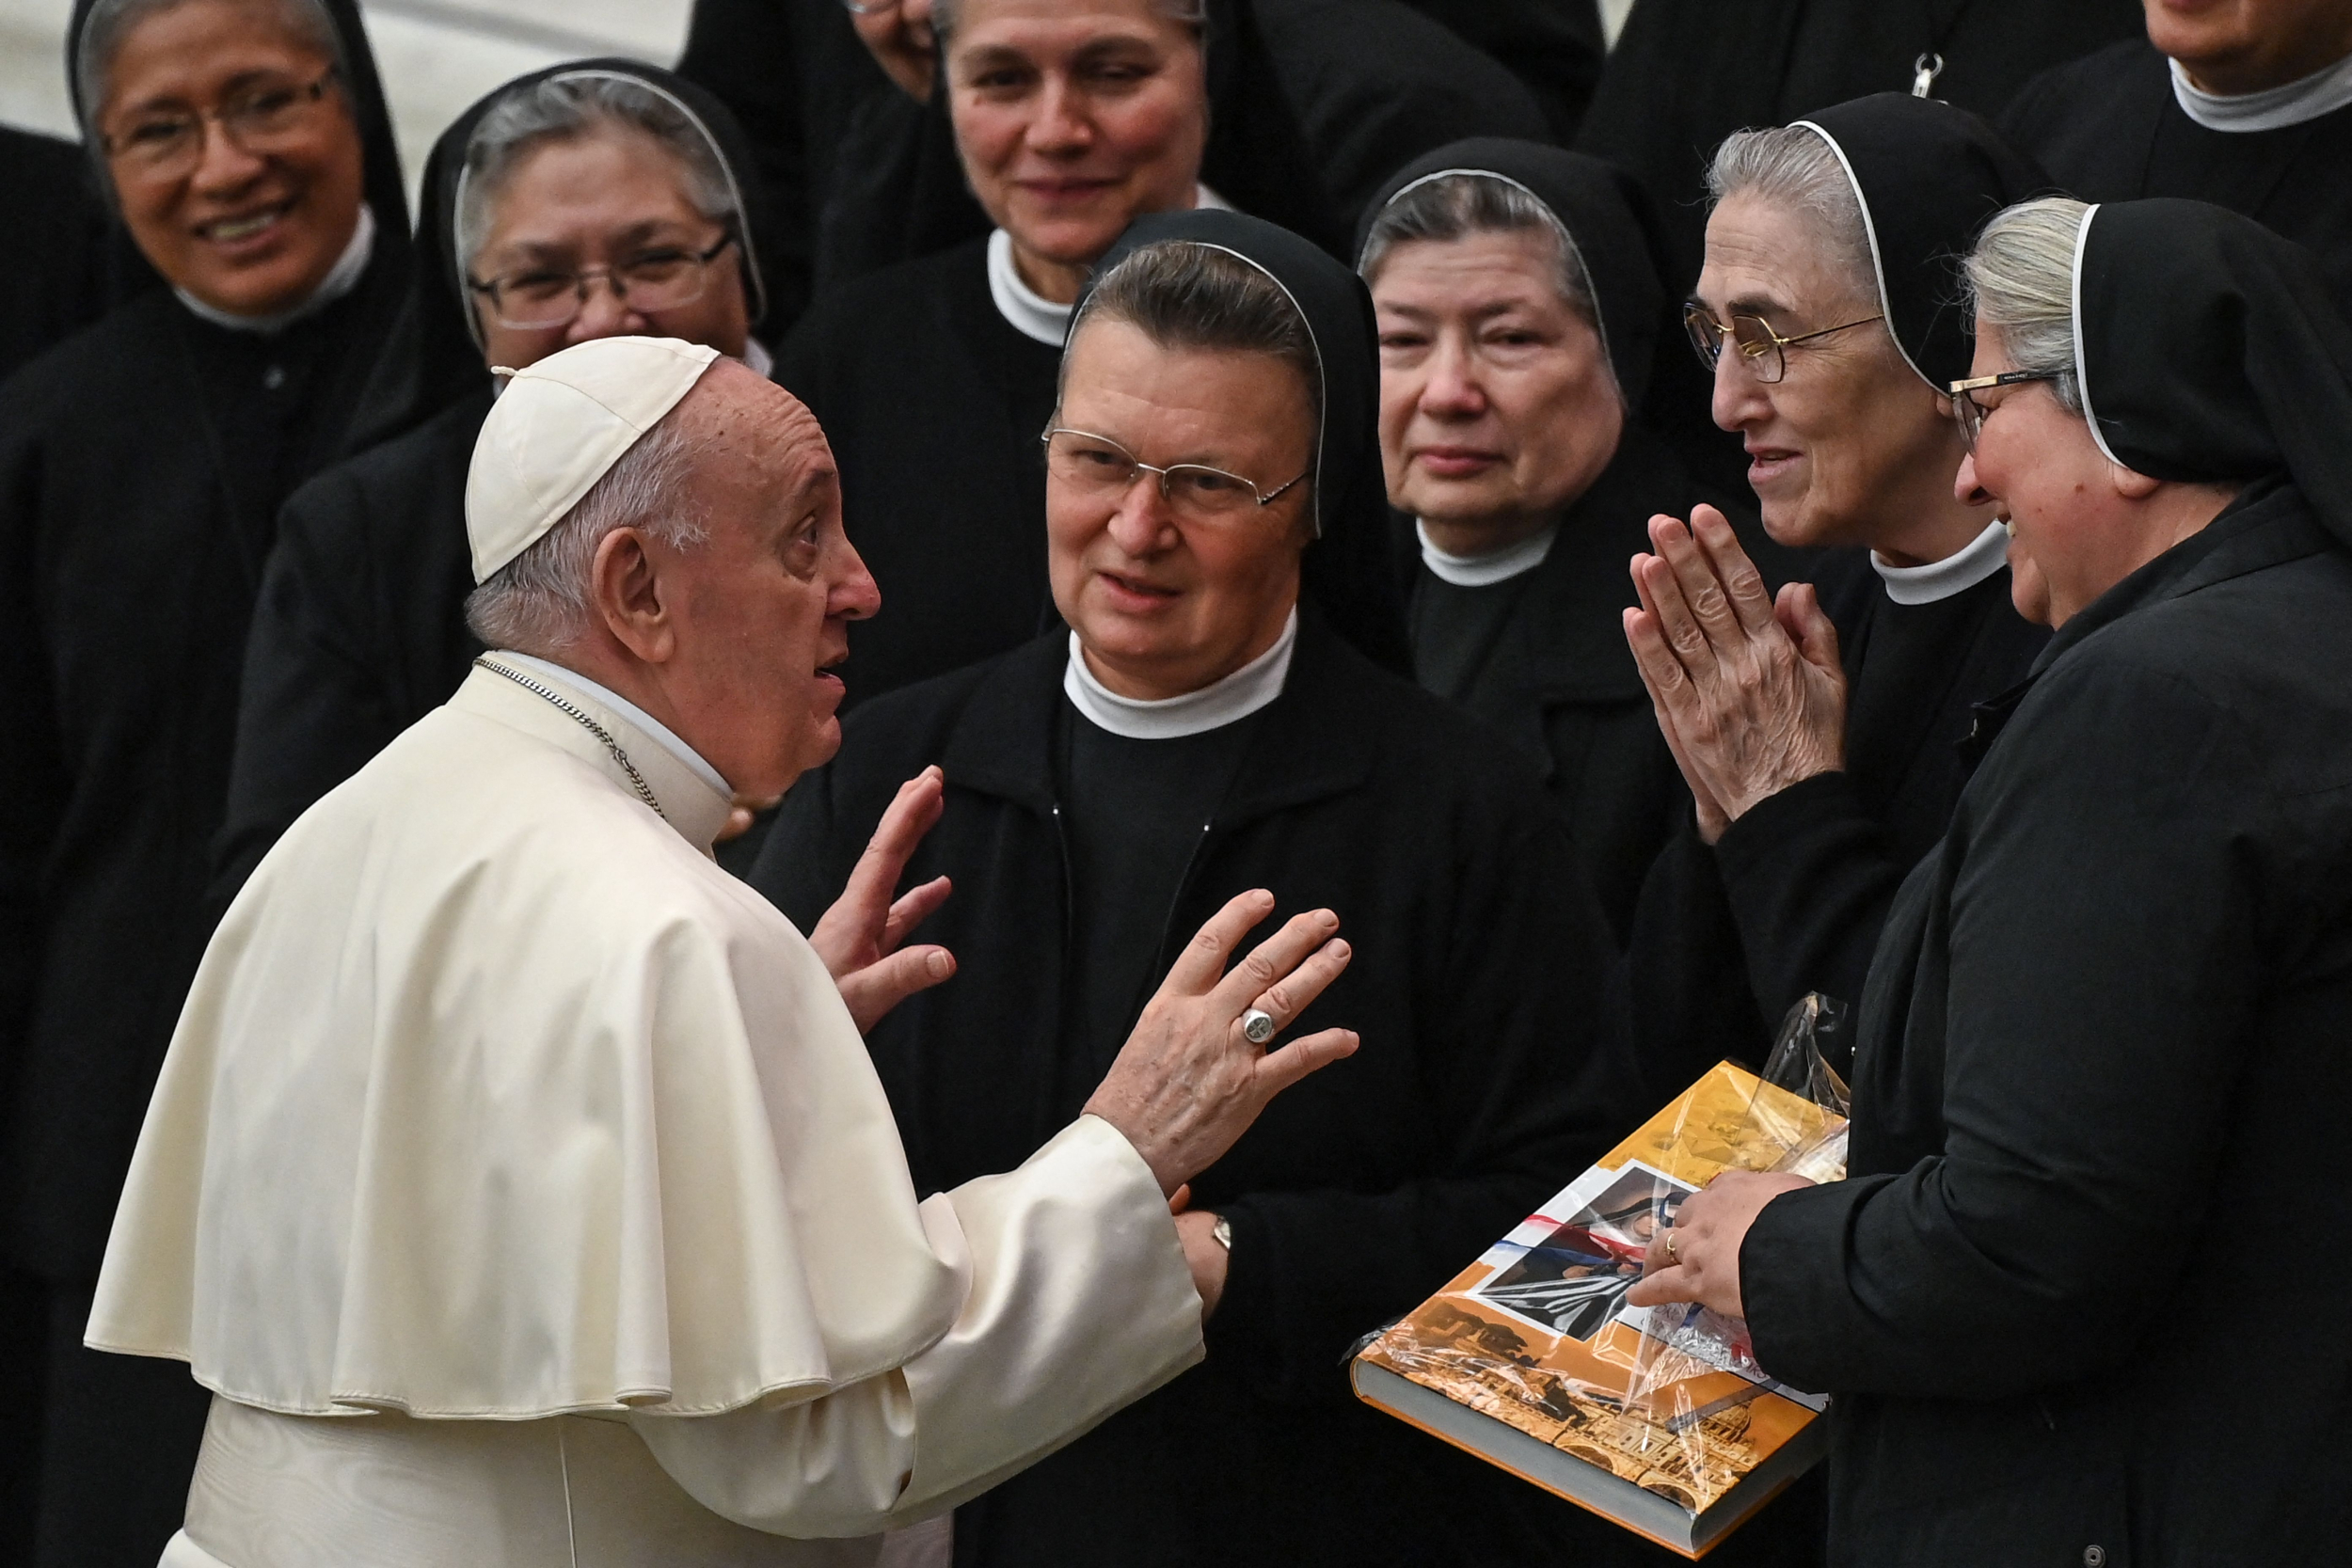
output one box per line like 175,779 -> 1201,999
1741,652 -> 2284,1400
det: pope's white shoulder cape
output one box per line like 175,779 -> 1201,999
91,667 -> 970,1419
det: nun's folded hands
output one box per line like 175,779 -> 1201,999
1623,501 -> 1848,841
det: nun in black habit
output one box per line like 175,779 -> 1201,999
1622,96 -> 2050,1105
1577,0 -> 2142,492
2002,13 -> 2352,310
1357,139 -> 1753,943
214,62 -> 779,895
1645,196 -> 2352,1566
781,0 -> 1406,707
681,0 -> 1566,315
0,0 -> 406,1560
754,209 -> 1629,1567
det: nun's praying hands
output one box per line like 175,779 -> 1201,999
1623,504 -> 1848,843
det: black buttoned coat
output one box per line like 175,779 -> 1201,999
754,613 -> 1634,1566
1743,482 -> 2352,1565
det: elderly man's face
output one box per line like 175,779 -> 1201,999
653,363 -> 879,796
469,124 -> 750,371
1048,317 -> 1312,700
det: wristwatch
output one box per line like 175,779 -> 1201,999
1211,1214 -> 1233,1252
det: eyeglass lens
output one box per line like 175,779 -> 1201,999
109,77 -> 329,179
1684,309 -> 1787,384
486,249 -> 721,330
1043,431 -> 1267,520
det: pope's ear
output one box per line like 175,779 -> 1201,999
590,526 -> 677,663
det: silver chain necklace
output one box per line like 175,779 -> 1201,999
474,657 -> 666,821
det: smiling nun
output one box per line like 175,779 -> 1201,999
755,208 -> 1628,1567
0,0 -> 407,1558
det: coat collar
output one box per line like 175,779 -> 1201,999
453,661 -> 737,854
943,608 -> 1380,825
2033,476 -> 2329,676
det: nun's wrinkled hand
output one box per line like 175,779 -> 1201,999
811,766 -> 957,1034
1624,506 -> 1847,843
1624,1170 -> 1816,1320
1087,890 -> 1358,1197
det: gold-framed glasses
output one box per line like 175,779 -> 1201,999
467,235 -> 736,331
102,72 -> 339,182
1041,428 -> 1309,523
1684,303 -> 1884,385
1947,370 -> 2059,452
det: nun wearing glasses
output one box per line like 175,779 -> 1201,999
1618,94 -> 2051,1104
1629,195 -> 2352,1567
0,0 -> 408,1559
215,63 -> 781,895
754,209 -> 1629,1567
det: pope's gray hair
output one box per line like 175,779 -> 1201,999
1706,124 -> 1876,311
1358,172 -> 1598,328
933,0 -> 1205,42
1963,196 -> 2089,416
76,0 -> 346,146
453,72 -> 737,277
464,416 -> 710,656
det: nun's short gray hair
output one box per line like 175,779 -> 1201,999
933,0 -> 1205,41
1357,172 -> 1598,327
453,73 -> 737,277
1706,125 -> 1875,309
76,0 -> 345,144
1065,239 -> 1321,515
463,417 -> 709,655
1964,196 -> 2089,416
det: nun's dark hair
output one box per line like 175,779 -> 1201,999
454,73 -> 739,278
1069,240 -> 1323,482
1356,172 -> 1598,328
75,0 -> 347,149
1705,125 -> 1874,308
1965,196 -> 2087,415
933,0 -> 1205,40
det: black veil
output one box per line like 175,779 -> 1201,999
2074,198 -> 2352,549
1794,92 -> 2051,392
342,59 -> 776,453
1356,137 -> 1670,407
1080,208 -> 1408,672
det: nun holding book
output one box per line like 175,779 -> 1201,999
1633,195 -> 2352,1567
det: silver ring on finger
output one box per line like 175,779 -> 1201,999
1240,1007 -> 1276,1045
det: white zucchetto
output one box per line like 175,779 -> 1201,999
466,336 -> 721,582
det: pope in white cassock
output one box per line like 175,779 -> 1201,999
86,337 -> 1361,1566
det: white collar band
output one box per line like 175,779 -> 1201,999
1063,608 -> 1296,740
495,651 -> 733,798
1871,519 -> 2010,605
989,184 -> 1234,348
176,203 -> 376,334
1416,519 -> 1558,587
2170,51 -> 2352,133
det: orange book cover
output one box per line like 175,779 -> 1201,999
1352,1061 -> 1839,1559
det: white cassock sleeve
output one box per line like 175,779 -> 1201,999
627,1116 -> 1204,1537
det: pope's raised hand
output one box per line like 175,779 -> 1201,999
1084,890 -> 1358,1196
809,766 -> 957,1034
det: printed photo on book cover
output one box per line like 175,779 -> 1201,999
1472,1164 -> 1692,1341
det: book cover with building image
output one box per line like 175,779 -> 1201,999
1352,1060 -> 1842,1559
